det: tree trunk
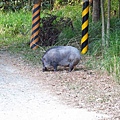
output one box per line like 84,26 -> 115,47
106,0 -> 111,46
119,0 -> 120,18
101,0 -> 105,47
92,0 -> 100,22
28,0 -> 31,6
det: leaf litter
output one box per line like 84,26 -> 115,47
1,51 -> 120,120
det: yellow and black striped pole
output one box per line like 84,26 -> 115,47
30,0 -> 41,50
81,0 -> 89,54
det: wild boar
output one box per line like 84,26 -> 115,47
41,46 -> 81,72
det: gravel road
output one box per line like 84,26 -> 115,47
0,52 -> 110,120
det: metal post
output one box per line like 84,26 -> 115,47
30,0 -> 41,50
81,0 -> 89,54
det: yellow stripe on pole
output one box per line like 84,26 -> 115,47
81,33 -> 88,44
30,2 -> 41,50
82,6 -> 89,17
81,45 -> 88,54
82,20 -> 89,30
81,0 -> 89,54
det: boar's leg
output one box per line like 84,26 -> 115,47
69,58 -> 80,72
51,61 -> 58,71
42,67 -> 48,72
69,64 -> 74,72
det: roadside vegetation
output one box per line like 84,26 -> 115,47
0,4 -> 119,83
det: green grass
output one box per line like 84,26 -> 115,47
0,10 -> 31,35
0,6 -> 120,83
102,30 -> 120,82
86,28 -> 120,83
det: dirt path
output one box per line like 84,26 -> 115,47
0,51 -> 119,120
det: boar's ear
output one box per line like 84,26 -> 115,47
41,58 -> 45,62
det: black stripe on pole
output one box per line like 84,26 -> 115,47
32,20 -> 40,30
81,39 -> 88,50
82,26 -> 88,37
82,12 -> 89,23
30,41 -> 40,49
32,13 -> 40,22
30,34 -> 39,43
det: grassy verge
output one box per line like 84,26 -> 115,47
86,31 -> 120,83
0,6 -> 119,83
